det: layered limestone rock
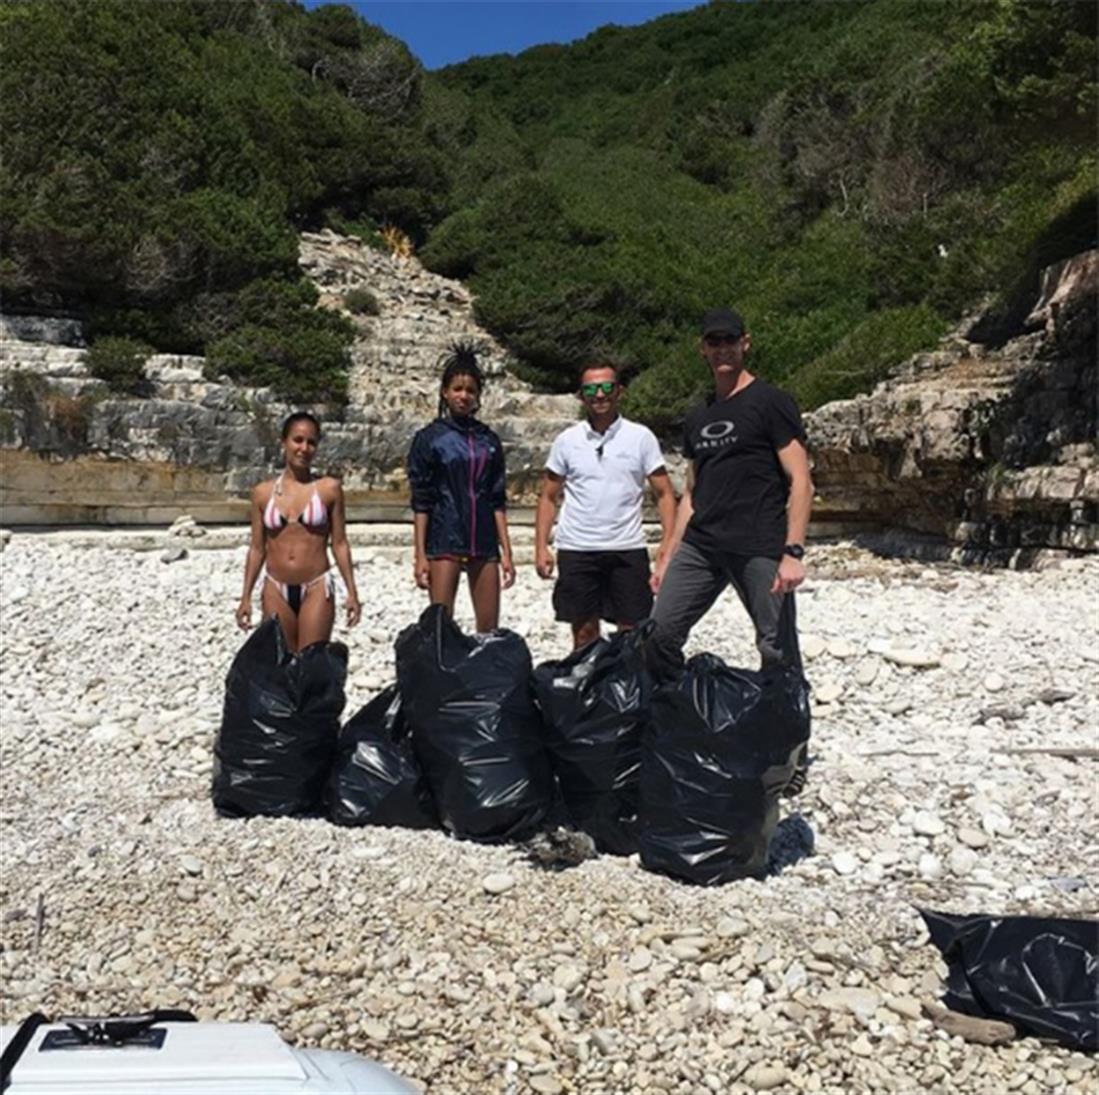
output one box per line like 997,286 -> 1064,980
0,232 -> 578,524
807,250 -> 1098,563
3,233 -> 1095,561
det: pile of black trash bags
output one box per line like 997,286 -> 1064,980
212,606 -> 811,885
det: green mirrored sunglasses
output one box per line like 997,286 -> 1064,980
580,381 -> 616,397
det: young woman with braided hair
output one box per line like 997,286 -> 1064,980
406,342 -> 515,631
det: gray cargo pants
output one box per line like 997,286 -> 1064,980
651,540 -> 800,671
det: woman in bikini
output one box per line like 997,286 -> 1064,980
408,342 -> 515,632
236,412 -> 362,650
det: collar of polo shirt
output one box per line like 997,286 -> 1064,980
584,415 -> 622,444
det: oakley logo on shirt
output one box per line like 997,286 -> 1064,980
696,419 -> 739,449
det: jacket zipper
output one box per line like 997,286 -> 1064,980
467,432 -> 477,556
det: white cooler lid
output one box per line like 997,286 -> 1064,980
0,1022 -> 308,1084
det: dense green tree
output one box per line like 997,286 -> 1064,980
0,0 -> 449,401
1,0 -> 1094,417
431,0 -> 1096,421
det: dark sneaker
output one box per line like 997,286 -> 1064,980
780,766 -> 808,798
780,744 -> 810,798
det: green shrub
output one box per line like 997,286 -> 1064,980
343,287 -> 381,315
85,337 -> 152,395
785,304 -> 948,411
170,278 -> 355,402
0,0 -> 443,399
621,354 -> 711,432
324,212 -> 388,250
425,0 -> 1095,421
2,0 -> 1095,423
206,323 -> 351,404
85,307 -> 194,355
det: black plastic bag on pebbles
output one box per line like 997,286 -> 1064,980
532,625 -> 653,854
326,685 -> 438,829
921,909 -> 1099,1051
212,618 -> 347,818
640,653 -> 811,885
395,605 -> 553,842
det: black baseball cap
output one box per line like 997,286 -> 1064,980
700,308 -> 745,338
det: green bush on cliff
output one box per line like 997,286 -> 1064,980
343,287 -> 381,315
204,288 -> 353,404
784,305 -> 948,410
1,0 -> 1095,422
428,0 -> 1097,422
85,337 -> 153,395
0,0 -> 451,400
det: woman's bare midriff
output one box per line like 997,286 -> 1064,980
265,524 -> 331,585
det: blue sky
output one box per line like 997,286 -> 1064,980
304,1 -> 703,69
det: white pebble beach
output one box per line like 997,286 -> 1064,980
1,531 -> 1096,1094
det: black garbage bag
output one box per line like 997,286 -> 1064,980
639,653 -> 811,885
326,686 -> 438,829
212,617 -> 347,818
395,605 -> 553,842
532,626 -> 652,854
920,909 -> 1099,1051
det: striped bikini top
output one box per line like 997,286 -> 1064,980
263,473 -> 328,532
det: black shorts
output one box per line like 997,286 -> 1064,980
552,549 -> 653,626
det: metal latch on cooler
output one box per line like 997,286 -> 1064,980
42,1018 -> 168,1051
38,1009 -> 197,1052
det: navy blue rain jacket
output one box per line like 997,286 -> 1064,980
408,416 -> 508,559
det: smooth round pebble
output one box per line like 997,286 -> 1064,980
528,1076 -> 563,1094
801,635 -> 826,659
827,638 -> 856,659
481,872 -> 516,895
948,846 -> 979,876
744,1064 -> 788,1091
854,660 -> 879,686
958,827 -> 990,849
912,811 -> 945,837
716,917 -> 751,939
529,983 -> 555,1007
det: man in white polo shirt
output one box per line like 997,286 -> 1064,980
535,362 -> 677,650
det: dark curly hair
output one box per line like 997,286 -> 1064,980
437,340 -> 486,419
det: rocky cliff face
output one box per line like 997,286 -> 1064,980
0,231 -> 578,524
807,250 -> 1098,563
3,234 -> 1095,562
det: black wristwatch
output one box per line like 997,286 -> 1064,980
783,544 -> 805,560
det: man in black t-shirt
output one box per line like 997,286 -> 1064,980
651,307 -> 813,669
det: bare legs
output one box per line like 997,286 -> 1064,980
260,580 -> 335,653
297,584 -> 336,649
261,581 -> 298,650
571,617 -> 601,650
428,558 -> 501,632
427,559 -> 462,616
467,559 -> 501,633
570,618 -> 636,651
